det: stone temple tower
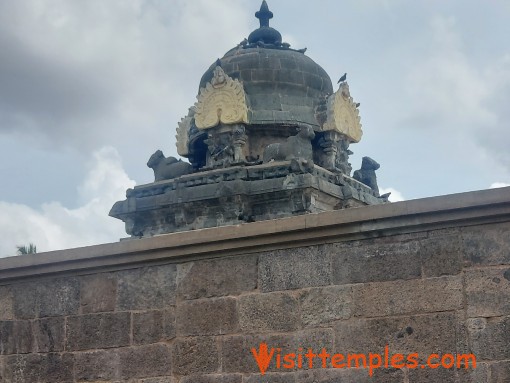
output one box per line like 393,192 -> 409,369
110,1 -> 388,237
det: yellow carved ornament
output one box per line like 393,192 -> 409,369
194,66 -> 248,129
322,82 -> 363,143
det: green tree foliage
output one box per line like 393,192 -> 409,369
16,244 -> 37,255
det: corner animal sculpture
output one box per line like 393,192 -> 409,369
147,150 -> 192,181
263,125 -> 315,164
353,156 -> 380,196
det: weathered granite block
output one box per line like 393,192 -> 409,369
465,268 -> 510,317
296,368 -> 372,383
239,292 -> 299,333
75,349 -> 120,381
462,222 -> 510,266
299,285 -> 352,326
458,362 -> 489,383
407,366 -> 456,383
0,320 -> 33,354
468,316 -> 510,360
352,276 -> 463,317
369,367 -> 405,383
490,361 -> 510,383
335,313 -> 459,358
259,246 -> 331,292
0,287 -> 13,320
176,297 -> 238,336
32,317 -> 65,352
140,378 -> 175,383
66,312 -> 130,351
177,254 -> 257,300
3,353 -> 74,383
172,336 -> 219,375
12,277 -> 79,319
293,328 -> 335,368
117,264 -> 176,310
418,235 -> 462,277
180,374 -> 242,383
133,309 -> 175,344
118,344 -> 172,379
221,333 -> 294,374
221,329 -> 333,375
243,372 -> 295,383
331,242 -> 421,284
80,273 -> 117,313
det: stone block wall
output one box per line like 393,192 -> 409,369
0,188 -> 510,382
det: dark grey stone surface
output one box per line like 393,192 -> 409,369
180,374 -> 242,383
331,241 -> 421,284
418,235 -> 462,277
176,297 -> 238,336
258,246 -> 331,292
80,273 -> 117,314
239,292 -> 299,333
75,349 -> 119,381
465,268 -> 510,317
133,309 -> 175,344
172,336 -> 219,375
118,344 -> 172,379
3,353 -> 74,383
177,254 -> 257,300
66,312 -> 131,351
334,312 -> 460,358
117,264 -> 177,310
11,277 -> 80,319
0,320 -> 32,354
352,276 -> 463,317
200,48 -> 332,128
32,317 -> 65,352
299,286 -> 352,326
468,316 -> 510,360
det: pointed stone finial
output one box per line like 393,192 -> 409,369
255,0 -> 273,27
248,1 -> 282,46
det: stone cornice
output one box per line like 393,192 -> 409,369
1,187 -> 510,284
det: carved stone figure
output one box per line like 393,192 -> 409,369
232,125 -> 247,162
263,124 -> 315,166
194,66 -> 249,129
353,156 -> 380,196
204,133 -> 234,168
322,82 -> 363,143
336,138 -> 353,175
147,150 -> 192,181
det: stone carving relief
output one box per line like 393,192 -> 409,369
194,66 -> 249,129
204,132 -> 235,168
175,107 -> 195,156
322,82 -> 363,143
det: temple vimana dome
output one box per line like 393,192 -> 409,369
110,1 -> 389,237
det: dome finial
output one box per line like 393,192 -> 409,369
255,0 -> 273,28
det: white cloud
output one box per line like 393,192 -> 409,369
379,187 -> 405,202
490,182 -> 510,189
0,146 -> 135,258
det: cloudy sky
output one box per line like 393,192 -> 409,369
1,0 -> 509,257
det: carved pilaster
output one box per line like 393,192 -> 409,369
232,125 -> 247,163
317,130 -> 341,171
336,137 -> 353,176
